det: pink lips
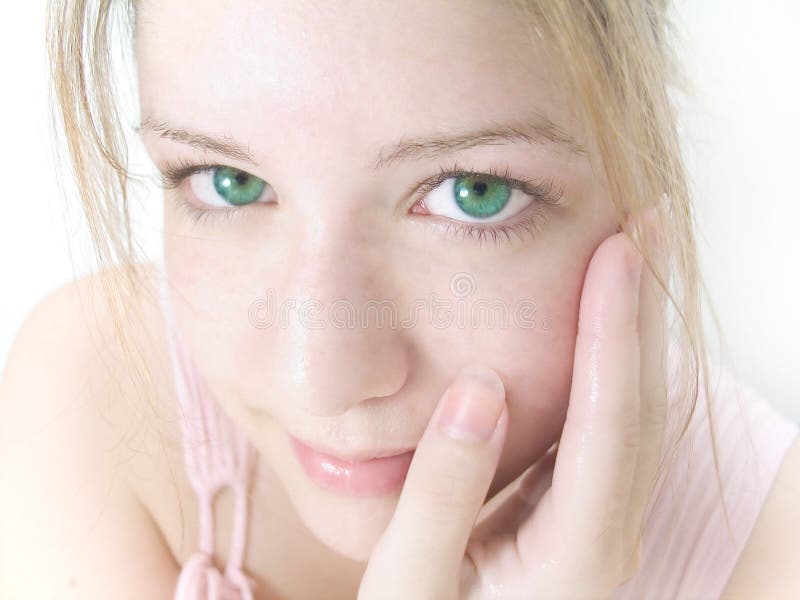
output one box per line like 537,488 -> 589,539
289,435 -> 415,497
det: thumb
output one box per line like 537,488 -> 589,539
359,364 -> 508,600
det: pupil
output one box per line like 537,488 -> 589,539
473,181 -> 488,196
235,172 -> 249,185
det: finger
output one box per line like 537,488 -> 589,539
623,206 -> 669,557
358,364 -> 508,600
518,231 -> 643,580
517,443 -> 557,508
470,443 -> 557,542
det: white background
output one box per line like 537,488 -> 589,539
0,2 -> 798,422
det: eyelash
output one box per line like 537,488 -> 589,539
156,158 -> 564,245
412,160 -> 563,246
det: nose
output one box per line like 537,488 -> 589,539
273,219 -> 410,417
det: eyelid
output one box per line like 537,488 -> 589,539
431,209 -> 552,246
157,158 -> 563,204
157,158 -> 565,244
407,160 -> 564,245
412,160 -> 564,208
157,157 -> 225,190
157,160 -> 269,225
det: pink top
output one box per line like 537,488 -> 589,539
612,344 -> 798,599
159,279 -> 259,600
158,276 -> 799,600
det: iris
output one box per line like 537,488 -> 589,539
453,175 -> 511,218
213,167 -> 266,206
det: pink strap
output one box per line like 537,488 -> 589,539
158,275 -> 258,600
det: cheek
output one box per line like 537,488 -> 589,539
421,256 -> 588,497
163,232 -> 259,394
491,307 -> 577,496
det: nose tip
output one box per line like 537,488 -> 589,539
266,215 -> 410,417
285,324 -> 410,417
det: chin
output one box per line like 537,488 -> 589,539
290,489 -> 399,562
260,420 -> 407,563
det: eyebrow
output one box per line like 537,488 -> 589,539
136,116 -> 258,165
136,112 -> 587,170
372,115 -> 587,169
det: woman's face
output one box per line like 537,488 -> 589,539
137,0 -> 617,562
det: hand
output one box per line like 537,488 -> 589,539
358,210 -> 668,600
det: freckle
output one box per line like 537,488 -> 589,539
68,577 -> 77,587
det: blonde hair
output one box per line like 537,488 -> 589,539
46,0 -> 736,565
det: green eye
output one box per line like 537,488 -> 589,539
213,166 -> 267,206
453,175 -> 511,218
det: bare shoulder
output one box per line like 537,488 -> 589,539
0,262 -> 180,598
721,432 -> 800,599
0,261 -> 175,456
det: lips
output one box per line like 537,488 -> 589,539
295,438 -> 417,462
289,434 -> 416,497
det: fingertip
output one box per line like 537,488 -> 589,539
437,364 -> 506,443
455,363 -> 505,396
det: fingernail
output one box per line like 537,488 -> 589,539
437,364 -> 505,442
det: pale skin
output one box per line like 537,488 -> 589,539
356,218 -> 665,599
1,0 -> 799,598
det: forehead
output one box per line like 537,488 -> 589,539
135,0 -> 583,161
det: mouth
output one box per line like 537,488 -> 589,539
293,436 -> 418,462
288,434 -> 416,497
